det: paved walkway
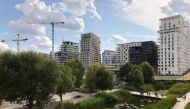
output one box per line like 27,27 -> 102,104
0,89 -> 120,109
173,91 -> 190,109
129,91 -> 166,99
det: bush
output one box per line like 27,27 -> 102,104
112,89 -> 131,101
142,95 -> 177,109
75,97 -> 105,109
95,92 -> 118,104
167,83 -> 190,97
55,89 -> 131,109
55,102 -> 75,109
125,85 -> 138,91
153,81 -> 177,91
140,84 -> 155,92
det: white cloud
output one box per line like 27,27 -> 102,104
9,0 -> 101,51
58,0 -> 102,20
161,0 -> 190,20
112,0 -> 171,31
0,42 -> 9,51
9,0 -> 101,33
33,35 -> 52,49
9,19 -> 46,35
111,34 -> 127,43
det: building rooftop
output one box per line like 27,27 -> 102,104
159,15 -> 182,21
117,41 -> 156,45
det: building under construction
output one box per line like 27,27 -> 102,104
55,41 -> 79,64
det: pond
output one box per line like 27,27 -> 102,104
95,95 -> 159,109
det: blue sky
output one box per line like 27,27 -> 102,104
0,0 -> 189,53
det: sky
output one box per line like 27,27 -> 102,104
0,0 -> 190,53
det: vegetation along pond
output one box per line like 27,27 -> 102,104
96,95 -> 159,109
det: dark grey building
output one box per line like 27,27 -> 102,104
129,41 -> 158,69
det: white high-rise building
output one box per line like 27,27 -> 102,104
80,33 -> 101,69
158,15 -> 190,75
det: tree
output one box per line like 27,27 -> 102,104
0,51 -> 59,109
141,61 -> 154,83
65,60 -> 85,88
95,68 -> 114,91
56,65 -> 75,101
85,63 -> 114,91
118,63 -> 133,82
85,63 -> 103,91
127,66 -> 144,88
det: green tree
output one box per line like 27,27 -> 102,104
85,63 -> 103,91
85,63 -> 114,91
0,51 -> 59,109
141,61 -> 154,83
95,68 -> 114,91
65,59 -> 85,88
128,66 -> 144,88
56,65 -> 75,101
118,63 -> 133,82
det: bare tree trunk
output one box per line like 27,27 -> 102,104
60,93 -> 63,101
28,98 -> 33,109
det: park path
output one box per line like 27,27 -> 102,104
173,91 -> 190,109
129,91 -> 166,99
0,89 -> 119,109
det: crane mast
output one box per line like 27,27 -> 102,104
21,21 -> 64,58
1,34 -> 28,52
12,34 -> 28,52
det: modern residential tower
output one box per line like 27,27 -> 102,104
116,41 -> 158,68
80,33 -> 101,69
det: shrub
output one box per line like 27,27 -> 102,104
153,81 -> 177,91
167,83 -> 190,97
125,85 -> 138,91
55,102 -> 75,109
55,89 -> 131,109
75,97 -> 104,109
95,92 -> 118,104
142,95 -> 177,109
140,84 -> 155,92
112,89 -> 131,100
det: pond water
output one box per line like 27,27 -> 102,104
96,95 -> 159,109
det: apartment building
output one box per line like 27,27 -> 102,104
102,50 -> 116,64
55,41 -> 79,64
158,15 -> 190,75
116,41 -> 158,68
116,42 -> 142,64
129,41 -> 158,69
80,33 -> 101,69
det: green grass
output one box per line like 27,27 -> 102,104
167,83 -> 190,97
152,81 -> 177,91
142,95 -> 177,109
140,84 -> 155,92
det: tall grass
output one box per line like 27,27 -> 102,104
167,83 -> 190,97
142,95 -> 177,109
